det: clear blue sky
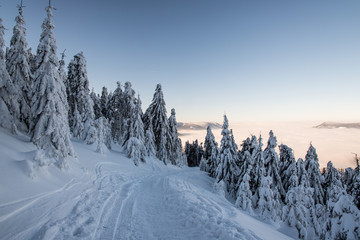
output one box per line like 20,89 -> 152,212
1,0 -> 360,123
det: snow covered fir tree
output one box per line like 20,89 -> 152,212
0,2 -> 359,240
200,115 -> 360,239
0,2 -> 188,169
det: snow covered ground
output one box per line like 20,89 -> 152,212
0,128 -> 295,240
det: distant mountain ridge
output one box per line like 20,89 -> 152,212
178,122 -> 222,131
314,122 -> 360,129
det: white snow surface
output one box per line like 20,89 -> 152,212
0,128 -> 294,240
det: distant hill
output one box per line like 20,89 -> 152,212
314,122 -> 360,129
178,122 -> 222,131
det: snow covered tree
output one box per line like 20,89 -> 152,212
100,86 -> 108,117
95,116 -> 111,154
255,176 -> 278,222
204,126 -> 219,178
31,4 -> 75,168
6,3 -> 32,132
297,158 -> 310,187
323,161 -> 360,239
106,82 -> 123,143
90,89 -> 102,119
143,84 -> 169,164
71,105 -> 83,140
144,114 -> 156,157
346,155 -> 360,209
251,135 -> 265,195
185,140 -> 203,167
216,115 -> 240,198
125,95 -> 146,166
167,108 -> 182,165
235,168 -> 254,214
58,50 -> 67,84
0,18 -> 18,132
264,130 -> 285,210
304,144 -> 325,205
67,52 -> 95,142
279,144 -> 297,193
238,137 -> 254,188
282,168 -> 308,239
121,82 -> 137,145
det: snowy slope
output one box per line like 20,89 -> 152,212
0,128 -> 294,240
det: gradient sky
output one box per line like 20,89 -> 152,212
1,0 -> 360,123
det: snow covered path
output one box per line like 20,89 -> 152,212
0,132 -> 293,240
0,161 -> 293,239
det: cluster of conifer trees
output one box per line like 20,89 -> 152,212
0,2 -> 186,167
200,115 -> 360,239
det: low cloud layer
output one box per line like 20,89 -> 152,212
179,121 -> 360,169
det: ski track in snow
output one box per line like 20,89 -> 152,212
0,160 -> 293,240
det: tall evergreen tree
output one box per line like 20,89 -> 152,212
58,50 -> 67,84
67,52 -> 95,142
122,81 -> 136,120
0,17 -> 18,132
121,82 -> 137,146
323,161 -> 360,239
264,130 -> 285,208
252,135 -> 265,195
255,176 -> 278,222
304,144 -> 325,205
144,84 -> 169,164
235,168 -> 254,214
31,3 -> 75,167
106,82 -> 123,143
279,144 -> 297,193
204,126 -> 219,178
144,114 -> 156,157
282,168 -> 308,239
168,108 -> 182,165
100,86 -> 108,117
125,95 -> 146,166
6,2 -> 32,132
90,89 -> 102,119
95,116 -> 111,154
216,115 -> 240,197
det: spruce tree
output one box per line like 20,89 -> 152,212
90,89 -> 102,119
144,84 -> 169,164
95,116 -> 111,154
58,50 -> 67,85
6,3 -> 32,132
279,144 -> 297,193
31,4 -> 75,168
264,130 -> 285,211
255,176 -> 278,222
100,86 -> 108,117
67,52 -> 95,142
235,168 -> 254,214
106,82 -> 123,143
238,137 -> 254,188
144,114 -> 156,157
126,95 -> 146,166
323,161 -> 360,239
252,135 -> 265,195
216,115 -> 240,198
168,108 -> 182,165
304,144 -> 325,205
282,168 -> 308,239
0,17 -> 18,132
204,126 -> 219,178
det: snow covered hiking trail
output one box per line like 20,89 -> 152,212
0,132 -> 293,240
